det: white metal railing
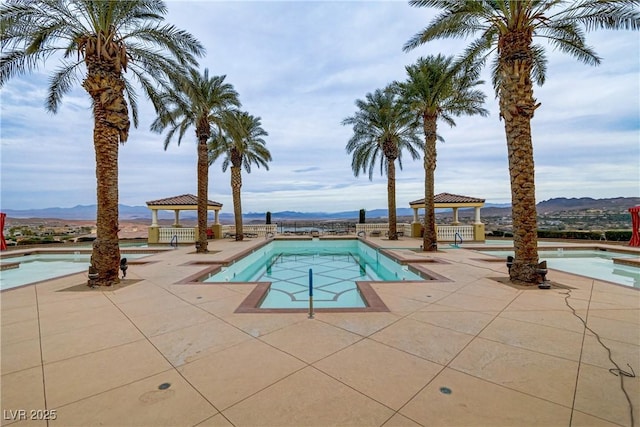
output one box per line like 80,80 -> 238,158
153,224 -> 476,242
159,227 -> 195,243
221,224 -> 277,237
356,223 -> 411,236
355,223 -> 473,241
437,225 -> 473,242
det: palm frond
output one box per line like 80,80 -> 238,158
399,53 -> 488,138
529,44 -> 548,86
2,0 -> 204,129
123,78 -> 140,128
407,0 -> 637,96
404,2 -> 489,52
343,87 -> 422,180
537,21 -> 601,66
207,109 -> 271,175
150,67 -> 240,156
125,23 -> 204,67
562,0 -> 640,31
46,60 -> 82,113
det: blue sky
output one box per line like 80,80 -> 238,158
1,1 -> 639,213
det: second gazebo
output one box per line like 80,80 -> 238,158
409,192 -> 485,242
146,194 -> 223,244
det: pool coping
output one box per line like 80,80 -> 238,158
0,247 -> 171,260
0,253 -> 161,293
176,238 -> 453,282
465,244 -> 640,255
233,280 -> 393,313
612,257 -> 640,267
174,237 -> 454,313
471,250 -> 640,291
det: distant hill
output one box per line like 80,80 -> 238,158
3,204 -> 165,220
1,204 -> 407,221
2,197 -> 637,221
243,208 -> 414,221
536,197 -> 640,214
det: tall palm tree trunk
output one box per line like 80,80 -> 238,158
499,32 -> 540,283
91,113 -> 121,285
422,115 -> 438,251
231,166 -> 243,241
387,160 -> 398,240
196,136 -> 209,252
83,67 -> 128,286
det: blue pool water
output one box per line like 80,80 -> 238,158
204,240 -> 423,309
0,252 -> 155,291
479,249 -> 640,288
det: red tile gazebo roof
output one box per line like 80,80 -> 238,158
146,194 -> 222,207
410,192 -> 485,206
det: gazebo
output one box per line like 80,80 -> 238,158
146,194 -> 223,244
409,192 -> 486,242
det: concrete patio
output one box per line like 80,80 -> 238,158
1,237 -> 638,426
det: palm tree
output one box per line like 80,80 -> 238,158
398,55 -> 488,252
343,86 -> 422,240
209,110 -> 271,241
0,0 -> 203,285
404,0 -> 639,283
151,69 -> 240,252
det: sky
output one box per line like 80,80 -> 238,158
1,0 -> 639,214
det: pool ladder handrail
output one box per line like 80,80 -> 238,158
170,234 -> 178,249
308,268 -> 314,319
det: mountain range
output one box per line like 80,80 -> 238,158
3,197 -> 638,221
2,205 -> 423,221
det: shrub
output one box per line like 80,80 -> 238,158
605,230 -> 633,241
17,238 -> 59,245
537,230 -> 604,240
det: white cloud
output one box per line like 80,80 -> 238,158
1,1 -> 638,212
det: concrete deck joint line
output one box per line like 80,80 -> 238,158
2,238 -> 638,426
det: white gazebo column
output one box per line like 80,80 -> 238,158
148,208 -> 160,244
211,209 -> 223,240
473,206 -> 485,241
411,207 -> 422,238
452,207 -> 460,225
173,210 -> 180,227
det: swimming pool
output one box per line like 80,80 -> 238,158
0,252 -> 156,291
204,239 -> 424,309
478,248 -> 640,288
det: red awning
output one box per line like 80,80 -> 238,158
629,206 -> 640,247
0,213 -> 7,251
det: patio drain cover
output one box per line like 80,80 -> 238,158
158,383 -> 171,390
439,387 -> 452,395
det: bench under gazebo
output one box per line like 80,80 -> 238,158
146,194 -> 223,244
